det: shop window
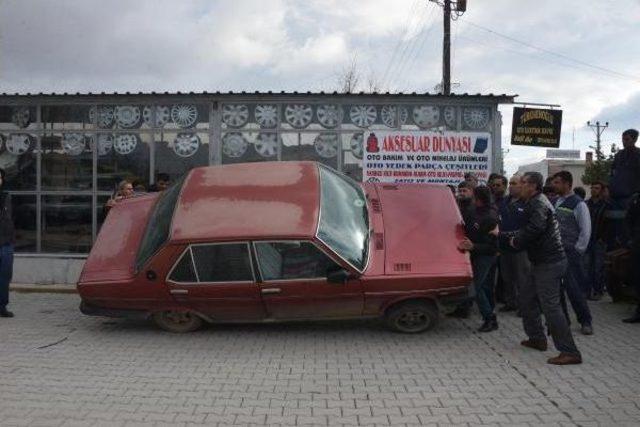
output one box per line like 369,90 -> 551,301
281,132 -> 338,169
191,243 -> 253,283
0,133 -> 37,190
221,132 -> 279,165
0,106 -> 38,131
11,195 -> 36,252
41,195 -> 92,253
155,132 -> 209,183
97,132 -> 150,192
41,133 -> 92,190
41,105 -> 92,130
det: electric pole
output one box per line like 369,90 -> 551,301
587,120 -> 608,160
429,0 -> 466,95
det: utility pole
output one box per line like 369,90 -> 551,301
587,120 -> 608,160
429,0 -> 466,95
443,0 -> 451,95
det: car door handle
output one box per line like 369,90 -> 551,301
170,289 -> 189,295
261,288 -> 282,295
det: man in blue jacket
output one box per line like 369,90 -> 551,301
497,173 -> 530,313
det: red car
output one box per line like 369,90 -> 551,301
78,162 -> 472,333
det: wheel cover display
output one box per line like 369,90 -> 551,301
0,134 -> 4,151
172,133 -> 200,158
444,106 -> 457,128
143,105 -> 170,128
89,133 -> 114,156
171,104 -> 198,128
114,106 -> 141,128
6,134 -> 31,155
61,133 -> 86,156
222,104 -> 249,128
463,107 -> 490,129
413,106 -> 440,128
284,104 -> 313,129
350,133 -> 363,159
222,133 -> 248,158
317,105 -> 343,129
255,105 -> 278,128
349,105 -> 377,128
381,105 -> 408,128
114,134 -> 138,155
89,106 -> 115,128
11,107 -> 30,128
314,133 -> 339,158
254,133 -> 278,157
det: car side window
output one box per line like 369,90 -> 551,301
254,241 -> 341,281
191,243 -> 254,283
168,248 -> 197,283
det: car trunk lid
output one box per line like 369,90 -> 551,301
78,195 -> 158,283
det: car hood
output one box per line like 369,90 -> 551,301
375,183 -> 471,277
78,195 -> 158,283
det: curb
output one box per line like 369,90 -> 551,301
10,284 -> 77,294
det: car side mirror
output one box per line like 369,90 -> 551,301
327,269 -> 351,284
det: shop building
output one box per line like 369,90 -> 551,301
0,92 -> 514,284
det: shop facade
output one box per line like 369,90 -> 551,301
0,92 -> 513,284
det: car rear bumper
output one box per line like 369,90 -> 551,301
80,301 -> 149,320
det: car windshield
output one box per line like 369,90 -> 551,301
317,165 -> 369,272
135,176 -> 186,271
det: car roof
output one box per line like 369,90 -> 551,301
170,161 -> 321,243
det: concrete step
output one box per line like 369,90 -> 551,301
10,283 -> 77,294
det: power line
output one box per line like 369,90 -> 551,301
461,19 -> 640,83
380,0 -> 422,89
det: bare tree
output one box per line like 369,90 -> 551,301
337,56 -> 361,93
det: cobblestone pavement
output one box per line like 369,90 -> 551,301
1,293 -> 640,427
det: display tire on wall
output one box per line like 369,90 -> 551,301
152,310 -> 203,333
385,300 -> 438,333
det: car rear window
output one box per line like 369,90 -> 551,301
191,244 -> 254,282
135,176 -> 185,271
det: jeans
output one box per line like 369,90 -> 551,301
561,247 -> 593,326
499,251 -> 531,308
520,259 -> 581,356
472,255 -> 496,321
0,244 -> 14,309
585,240 -> 606,296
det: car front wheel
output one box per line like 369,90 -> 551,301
385,300 -> 438,333
152,310 -> 203,333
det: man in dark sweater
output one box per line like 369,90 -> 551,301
457,186 -> 499,332
497,172 -> 582,365
585,181 -> 610,300
623,192 -> 640,323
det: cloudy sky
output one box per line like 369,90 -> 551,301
1,0 -> 639,174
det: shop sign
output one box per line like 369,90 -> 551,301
362,130 -> 492,185
511,107 -> 562,148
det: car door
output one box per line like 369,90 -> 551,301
253,240 -> 364,320
166,242 -> 266,321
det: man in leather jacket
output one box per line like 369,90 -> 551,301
623,192 -> 640,323
498,172 -> 582,365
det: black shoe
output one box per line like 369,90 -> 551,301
580,324 -> 594,335
0,308 -> 14,318
478,315 -> 498,332
447,308 -> 470,319
622,313 -> 640,323
499,304 -> 516,313
587,293 -> 603,301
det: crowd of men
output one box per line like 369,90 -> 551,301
451,128 -> 640,366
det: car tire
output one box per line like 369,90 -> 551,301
385,300 -> 438,333
152,310 -> 203,333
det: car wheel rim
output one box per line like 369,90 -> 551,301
164,311 -> 193,325
397,311 -> 428,331
171,104 -> 198,128
115,106 -> 141,128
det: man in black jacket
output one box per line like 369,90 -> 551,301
623,192 -> 640,323
498,172 -> 582,365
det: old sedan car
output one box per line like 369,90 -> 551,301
77,161 -> 472,333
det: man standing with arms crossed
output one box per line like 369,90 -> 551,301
497,172 -> 582,365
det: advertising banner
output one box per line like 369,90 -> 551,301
511,107 -> 562,147
362,130 -> 492,185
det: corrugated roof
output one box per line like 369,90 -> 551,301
0,91 -> 517,101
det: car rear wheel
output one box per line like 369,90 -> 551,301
152,310 -> 203,333
385,300 -> 438,333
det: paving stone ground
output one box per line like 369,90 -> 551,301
1,292 -> 639,427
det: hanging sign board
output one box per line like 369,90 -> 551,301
362,130 -> 492,185
511,107 -> 562,148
